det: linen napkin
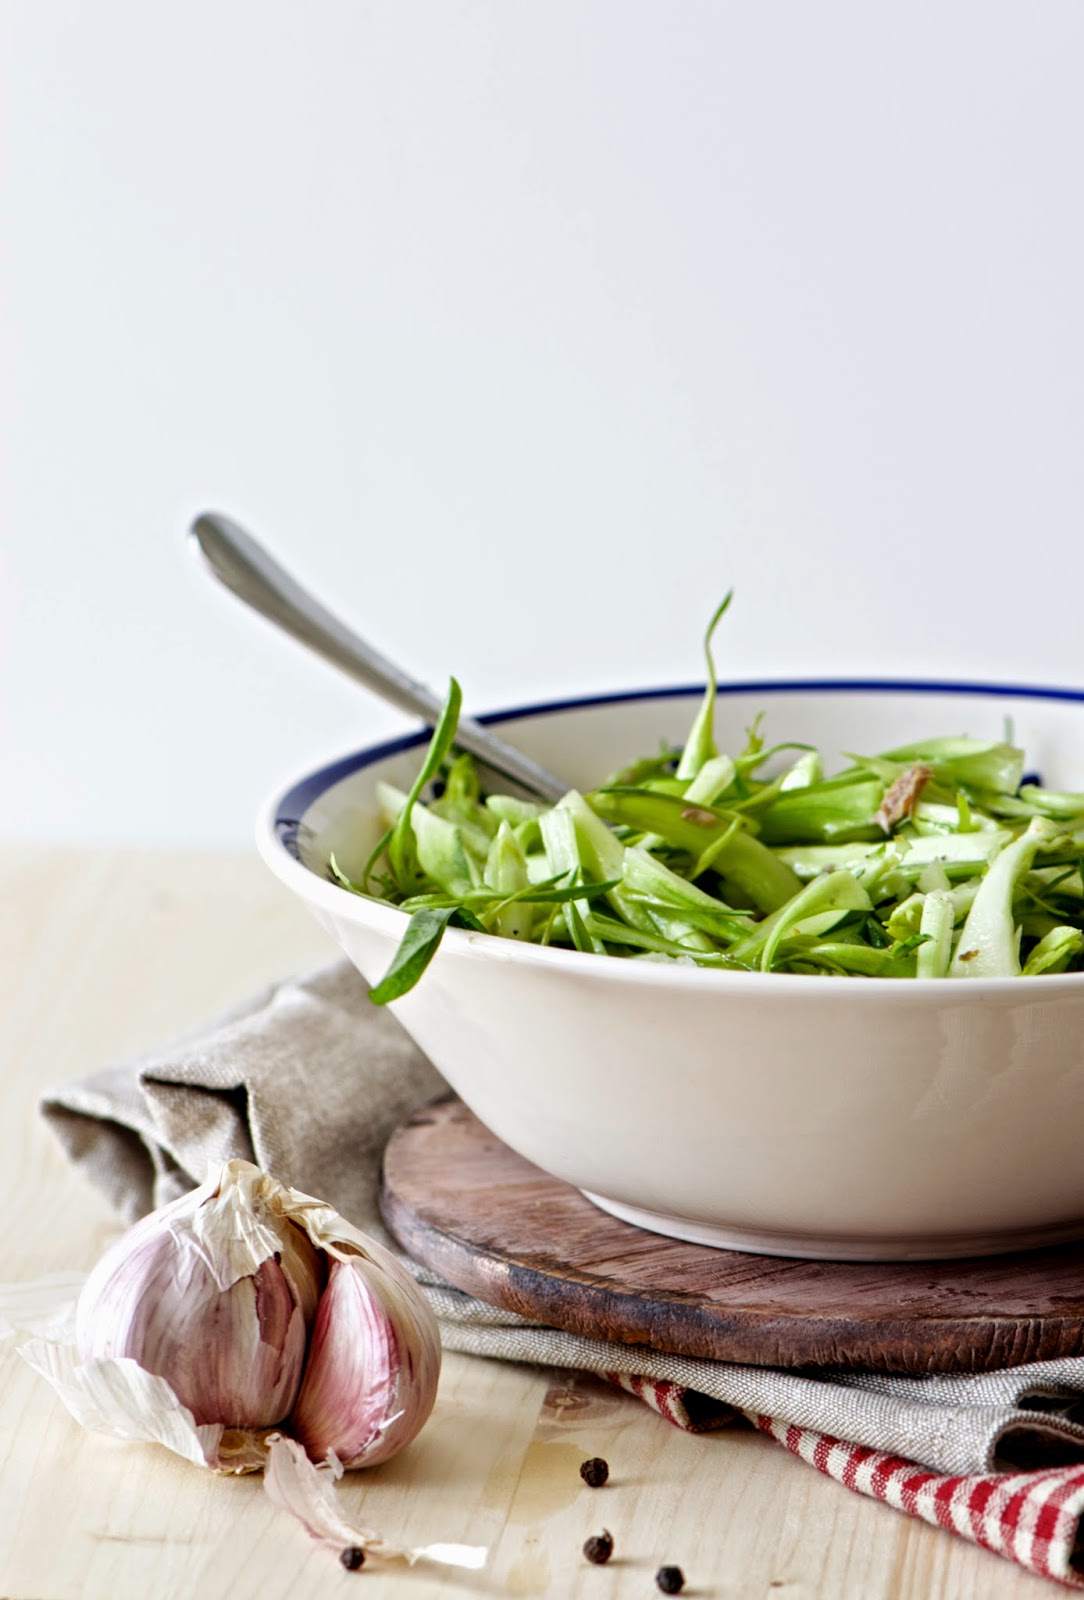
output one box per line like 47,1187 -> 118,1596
41,961 -> 1084,1589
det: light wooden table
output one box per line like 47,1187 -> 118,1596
0,846 -> 1052,1599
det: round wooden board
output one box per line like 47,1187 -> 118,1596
380,1097 -> 1084,1374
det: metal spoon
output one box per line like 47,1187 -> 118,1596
189,511 -> 569,802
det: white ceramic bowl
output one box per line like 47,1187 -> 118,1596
258,678 -> 1084,1261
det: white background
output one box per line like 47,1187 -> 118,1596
4,2 -> 1083,847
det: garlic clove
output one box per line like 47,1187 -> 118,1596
286,1248 -> 440,1468
77,1229 -> 309,1429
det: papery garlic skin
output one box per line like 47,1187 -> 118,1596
288,1247 -> 441,1467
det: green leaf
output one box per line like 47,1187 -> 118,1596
369,906 -> 459,1004
369,901 -> 489,1003
566,897 -> 602,954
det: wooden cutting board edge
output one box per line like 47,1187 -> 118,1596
379,1098 -> 1084,1375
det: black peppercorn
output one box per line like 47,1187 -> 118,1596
579,1456 -> 610,1488
583,1530 -> 614,1565
655,1565 -> 685,1594
339,1546 -> 366,1571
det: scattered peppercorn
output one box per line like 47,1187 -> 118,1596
655,1565 -> 685,1594
339,1546 -> 366,1571
579,1456 -> 610,1488
583,1530 -> 614,1565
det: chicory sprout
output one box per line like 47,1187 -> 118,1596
327,612 -> 1084,1001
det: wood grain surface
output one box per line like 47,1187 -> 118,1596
0,846 -> 1058,1598
382,1096 -> 1084,1374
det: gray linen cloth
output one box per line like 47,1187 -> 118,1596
41,960 -> 1084,1480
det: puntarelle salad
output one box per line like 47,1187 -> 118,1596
328,598 -> 1084,1002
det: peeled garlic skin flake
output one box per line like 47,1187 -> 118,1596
73,1159 -> 440,1471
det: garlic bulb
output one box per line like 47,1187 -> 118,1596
13,1162 -> 484,1571
73,1159 -> 440,1473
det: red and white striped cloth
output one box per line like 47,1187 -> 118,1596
607,1373 -> 1084,1589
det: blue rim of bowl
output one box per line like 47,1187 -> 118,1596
270,676 -> 1084,858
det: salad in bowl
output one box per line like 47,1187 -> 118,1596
259,607 -> 1084,1260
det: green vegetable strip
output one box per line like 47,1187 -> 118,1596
916,891 -> 955,979
589,789 -> 801,912
622,846 -> 749,930
559,789 -> 698,941
756,776 -> 886,845
1022,926 -> 1084,975
786,941 -> 922,977
683,754 -> 738,806
749,871 -> 870,972
772,842 -> 885,880
410,805 -> 477,897
779,749 -> 823,791
538,806 -> 604,954
881,738 -> 1026,796
387,678 -> 463,893
949,817 -> 1061,978
675,591 -> 732,781
486,794 -> 544,827
620,846 -> 750,949
486,822 -> 534,941
583,913 -> 741,964
1016,787 -> 1084,821
885,893 -> 926,940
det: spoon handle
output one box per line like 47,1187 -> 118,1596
189,512 -> 569,803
